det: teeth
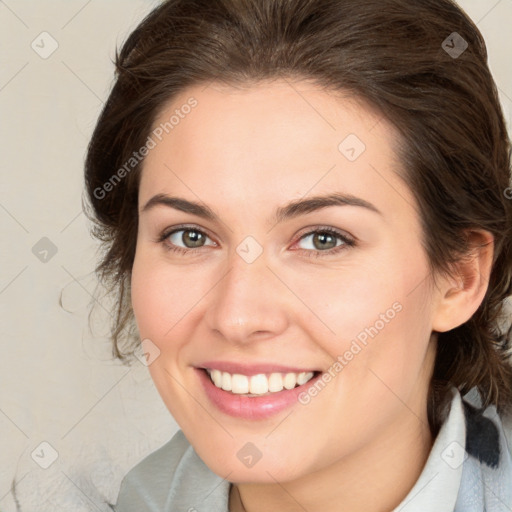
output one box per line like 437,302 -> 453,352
268,373 -> 283,392
206,369 -> 315,395
249,374 -> 269,394
232,374 -> 249,394
221,371 -> 232,391
283,372 -> 297,390
297,372 -> 312,385
211,369 -> 223,388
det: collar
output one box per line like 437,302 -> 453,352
392,386 -> 512,511
114,386 -> 512,511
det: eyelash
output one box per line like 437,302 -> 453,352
156,225 -> 356,258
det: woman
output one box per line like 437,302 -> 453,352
84,0 -> 512,510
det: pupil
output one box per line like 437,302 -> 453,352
184,230 -> 204,248
314,232 -> 335,250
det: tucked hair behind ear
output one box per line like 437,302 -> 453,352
84,0 -> 512,435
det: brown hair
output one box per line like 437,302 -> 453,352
84,0 -> 512,435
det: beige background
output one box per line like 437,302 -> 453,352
0,1 -> 511,510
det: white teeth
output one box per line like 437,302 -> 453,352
249,374 -> 268,394
283,372 -> 297,390
297,372 -> 311,385
211,369 -> 222,388
231,374 -> 249,394
221,372 -> 232,391
268,373 -> 283,392
206,369 -> 315,395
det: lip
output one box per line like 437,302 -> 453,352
195,367 -> 322,420
197,360 -> 319,376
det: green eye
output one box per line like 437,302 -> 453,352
294,227 -> 355,258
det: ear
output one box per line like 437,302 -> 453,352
431,230 -> 494,333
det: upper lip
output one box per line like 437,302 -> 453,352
197,361 -> 320,376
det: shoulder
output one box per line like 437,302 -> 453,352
454,390 -> 512,509
114,430 -> 191,510
122,429 -> 191,485
113,430 -> 230,511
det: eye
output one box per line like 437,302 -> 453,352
294,227 -> 355,257
157,225 -> 355,257
158,226 -> 216,254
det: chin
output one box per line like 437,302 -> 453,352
197,444 -> 311,484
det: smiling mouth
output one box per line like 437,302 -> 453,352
204,368 -> 320,396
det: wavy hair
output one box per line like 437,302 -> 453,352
84,0 -> 512,435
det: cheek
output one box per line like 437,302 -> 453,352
354,287 -> 433,403
287,246 -> 433,387
130,261 -> 166,339
130,252 -> 203,342
281,258 -> 415,347
130,252 -> 205,422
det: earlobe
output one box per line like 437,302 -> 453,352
431,230 -> 494,333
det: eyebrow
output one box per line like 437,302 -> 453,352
140,192 -> 382,224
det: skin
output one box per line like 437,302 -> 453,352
130,80 -> 493,512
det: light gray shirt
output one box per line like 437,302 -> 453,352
114,387 -> 512,511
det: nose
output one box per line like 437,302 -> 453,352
204,247 -> 289,345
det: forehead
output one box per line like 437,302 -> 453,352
139,80 -> 415,219
149,80 -> 386,156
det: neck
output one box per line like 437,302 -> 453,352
229,405 -> 434,512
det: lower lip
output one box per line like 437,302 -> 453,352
196,368 -> 321,420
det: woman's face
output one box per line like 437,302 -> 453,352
131,80 -> 442,483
